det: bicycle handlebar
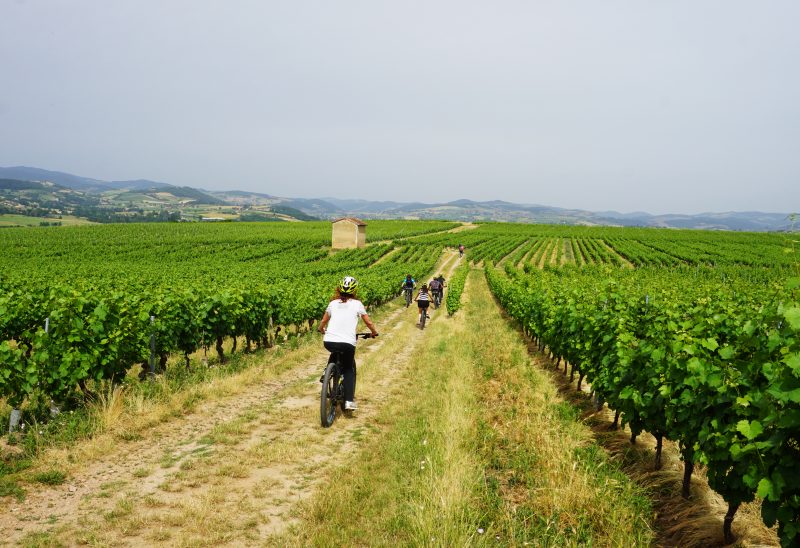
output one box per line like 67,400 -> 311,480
356,332 -> 378,339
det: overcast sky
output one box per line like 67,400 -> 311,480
1,1 -> 798,214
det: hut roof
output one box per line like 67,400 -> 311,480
332,217 -> 367,226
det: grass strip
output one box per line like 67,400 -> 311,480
278,275 -> 483,545
279,269 -> 654,546
469,269 -> 654,546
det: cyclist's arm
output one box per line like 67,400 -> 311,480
318,311 -> 331,334
361,313 -> 378,337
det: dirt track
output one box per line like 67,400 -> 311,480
0,251 -> 463,546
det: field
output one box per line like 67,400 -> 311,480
0,214 -> 96,228
0,220 -> 798,546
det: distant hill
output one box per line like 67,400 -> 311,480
0,166 -> 108,191
105,179 -> 173,191
271,198 -> 793,231
209,190 -> 276,206
0,179 -> 101,215
0,167 -> 224,205
1,166 -> 794,230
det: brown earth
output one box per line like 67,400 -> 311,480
0,252 -> 463,546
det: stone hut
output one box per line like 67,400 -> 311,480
331,217 -> 367,249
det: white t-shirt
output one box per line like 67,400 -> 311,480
323,298 -> 367,346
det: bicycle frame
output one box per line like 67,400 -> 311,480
320,333 -> 374,427
403,287 -> 413,306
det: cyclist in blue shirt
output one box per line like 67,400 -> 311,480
401,274 -> 416,307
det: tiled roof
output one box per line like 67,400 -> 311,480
332,217 -> 367,226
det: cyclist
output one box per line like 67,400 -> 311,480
401,274 -> 416,307
414,283 -> 432,325
317,276 -> 378,411
428,276 -> 443,308
458,244 -> 465,258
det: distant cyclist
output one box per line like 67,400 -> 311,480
428,277 -> 443,308
458,244 -> 465,258
317,276 -> 378,411
415,283 -> 432,325
401,274 -> 416,307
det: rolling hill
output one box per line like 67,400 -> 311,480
0,166 -> 794,230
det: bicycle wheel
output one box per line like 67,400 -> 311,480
320,362 -> 338,427
405,289 -> 411,307
420,308 -> 427,329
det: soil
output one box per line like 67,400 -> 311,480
0,251 -> 464,546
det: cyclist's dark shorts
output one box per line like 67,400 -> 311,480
418,301 -> 430,309
323,341 -> 356,369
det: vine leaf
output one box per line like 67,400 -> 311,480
737,419 -> 763,440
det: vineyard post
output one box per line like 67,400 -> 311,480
45,317 -> 60,417
148,316 -> 156,380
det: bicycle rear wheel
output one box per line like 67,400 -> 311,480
420,308 -> 427,329
320,362 -> 339,427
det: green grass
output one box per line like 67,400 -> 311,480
277,269 -> 654,546
19,531 -> 65,548
32,470 -> 66,485
0,214 -> 94,227
0,477 -> 26,501
469,269 -> 653,546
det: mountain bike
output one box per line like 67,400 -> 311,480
432,289 -> 443,308
320,333 -> 376,427
403,287 -> 413,307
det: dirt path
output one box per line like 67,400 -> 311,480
0,252 -> 463,546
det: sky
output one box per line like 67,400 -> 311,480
1,1 -> 798,215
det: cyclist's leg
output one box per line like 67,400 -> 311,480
338,345 -> 357,402
322,341 -> 337,381
323,341 -> 340,364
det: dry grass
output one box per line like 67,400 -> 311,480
274,268 -> 654,547
93,384 -> 127,432
19,331 -> 328,482
531,331 -> 780,546
470,270 -> 653,546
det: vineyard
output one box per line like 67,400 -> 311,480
0,221 -> 457,410
1,220 -> 798,545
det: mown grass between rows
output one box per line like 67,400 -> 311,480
276,269 -> 653,546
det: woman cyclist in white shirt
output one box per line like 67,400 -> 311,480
317,276 -> 378,411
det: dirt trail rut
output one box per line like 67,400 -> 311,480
0,251 -> 464,546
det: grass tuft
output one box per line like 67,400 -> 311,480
32,469 -> 66,485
